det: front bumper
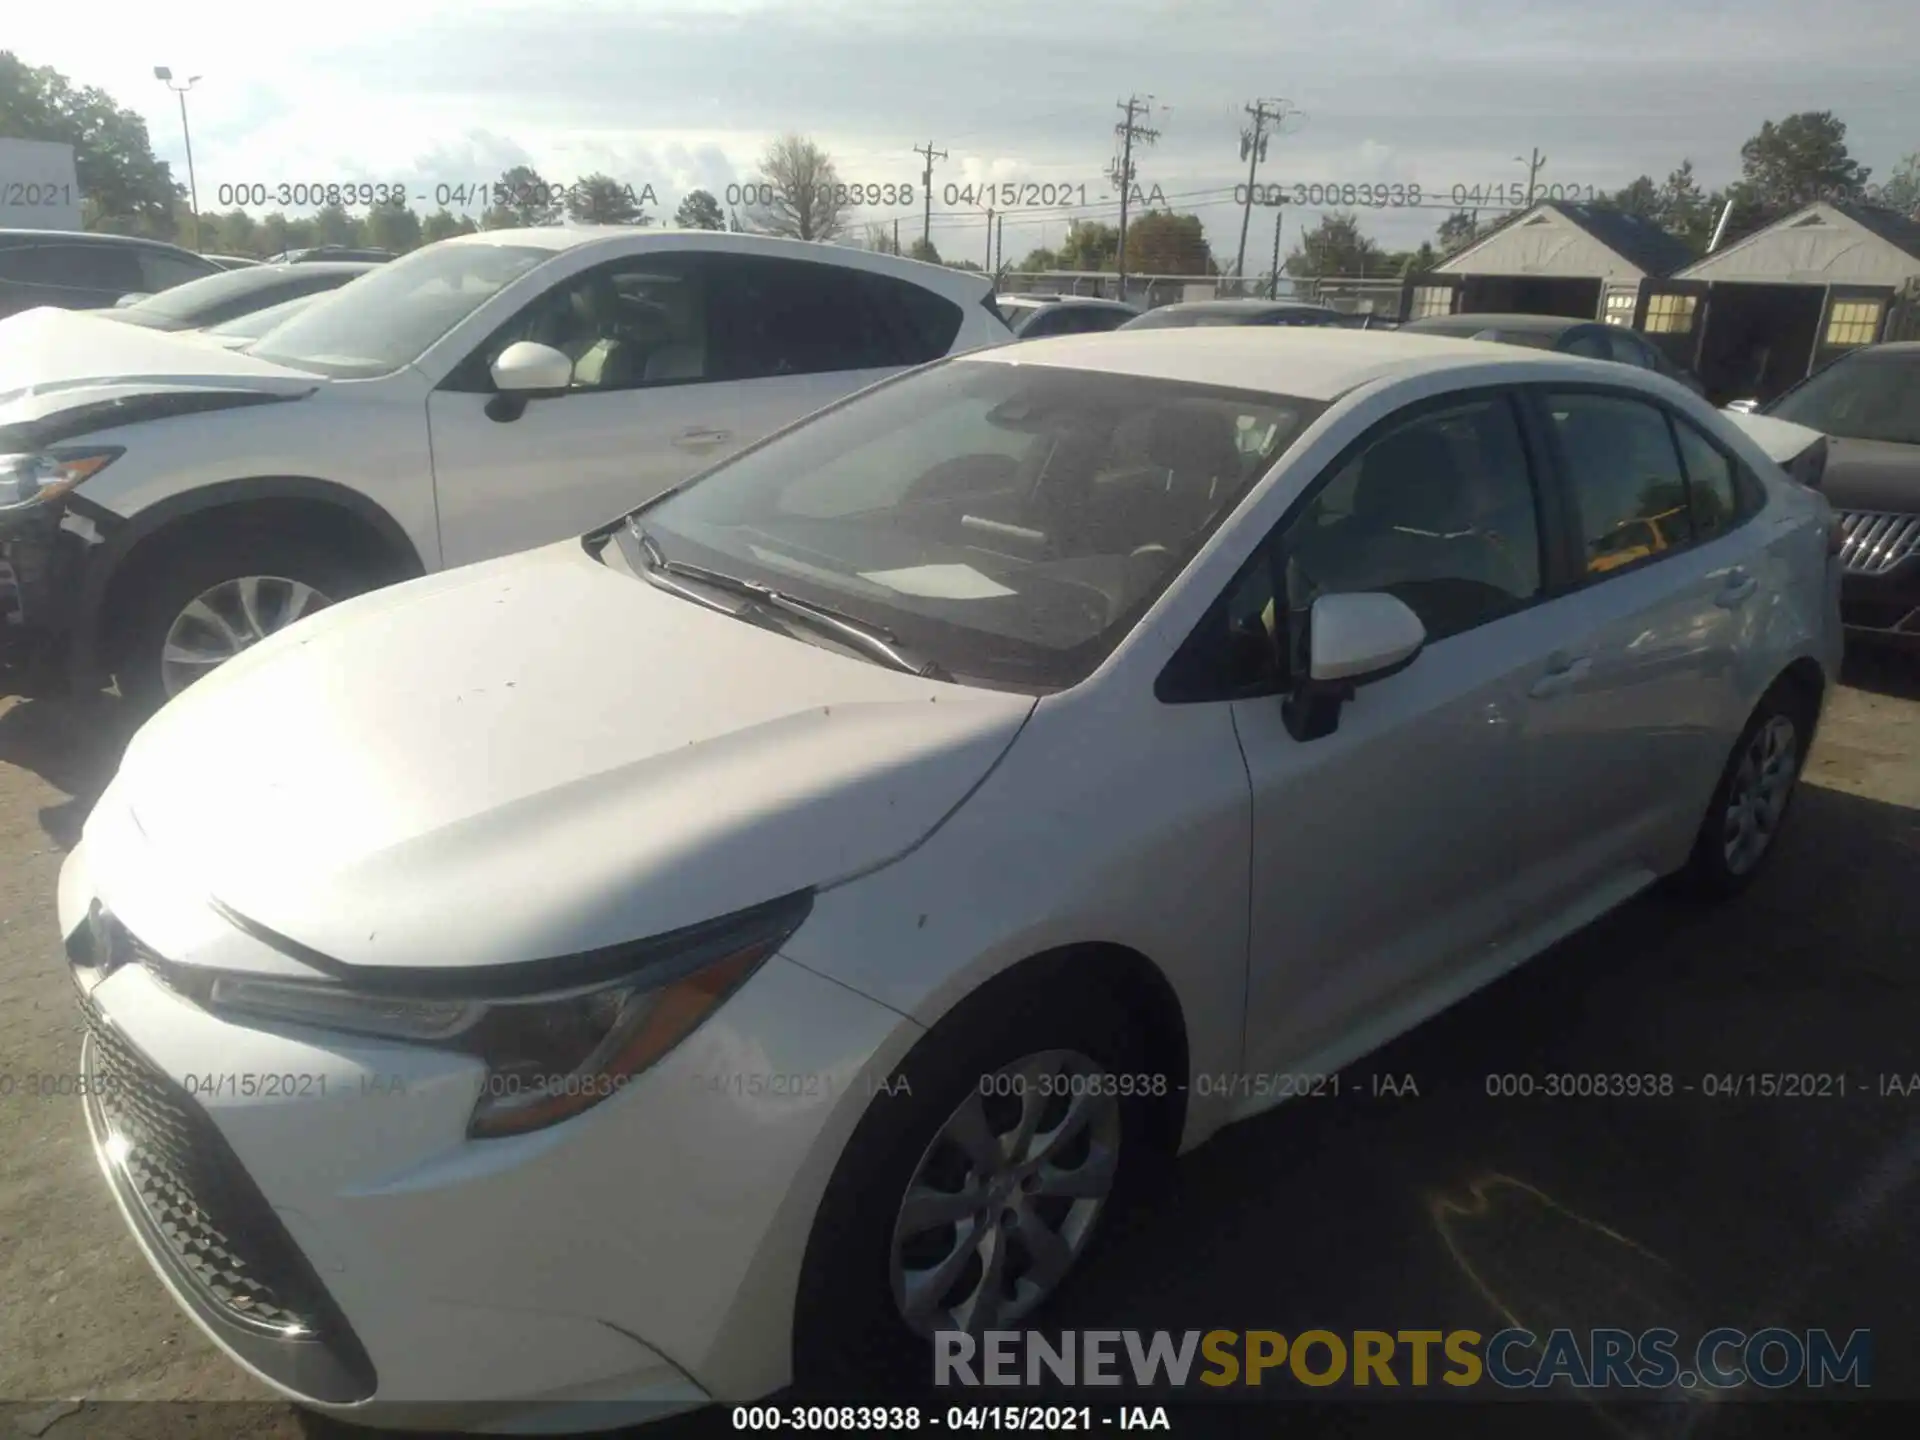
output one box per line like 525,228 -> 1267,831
1839,559 -> 1920,653
0,502 -> 104,694
61,811 -> 923,1430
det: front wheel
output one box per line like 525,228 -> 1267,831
116,537 -> 372,712
792,980 -> 1158,1394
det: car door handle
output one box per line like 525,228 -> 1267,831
1529,654 -> 1592,699
1715,569 -> 1759,608
672,426 -> 732,450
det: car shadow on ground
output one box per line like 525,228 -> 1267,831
0,694 -> 141,850
1841,648 -> 1920,701
293,783 -> 1920,1439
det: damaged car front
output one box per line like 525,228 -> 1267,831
0,306 -> 327,695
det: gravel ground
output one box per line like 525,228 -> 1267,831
1,655 -> 1915,1440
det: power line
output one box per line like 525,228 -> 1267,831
1111,95 -> 1160,296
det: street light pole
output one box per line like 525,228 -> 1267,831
154,67 -> 202,250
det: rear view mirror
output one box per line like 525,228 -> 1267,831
1283,591 -> 1427,741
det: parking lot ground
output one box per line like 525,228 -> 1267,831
1,658 -> 1916,1440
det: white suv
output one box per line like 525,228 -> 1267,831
0,228 -> 1011,707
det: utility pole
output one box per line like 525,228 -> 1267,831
985,208 -> 995,270
1517,147 -> 1547,207
995,211 -> 1004,272
1234,98 -> 1295,284
1111,95 -> 1159,302
893,217 -> 900,254
1268,202 -> 1285,298
914,140 -> 947,249
154,68 -> 202,250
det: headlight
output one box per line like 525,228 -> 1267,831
186,892 -> 812,1139
0,448 -> 122,513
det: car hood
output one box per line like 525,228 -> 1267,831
1809,437 -> 1920,513
1722,409 -> 1824,465
0,305 -> 319,433
106,540 -> 1035,975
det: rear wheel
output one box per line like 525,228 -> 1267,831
115,535 -> 374,713
1676,683 -> 1815,898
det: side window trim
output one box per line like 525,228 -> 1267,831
1157,383 -> 1550,705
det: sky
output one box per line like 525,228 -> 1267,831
10,0 -> 1916,268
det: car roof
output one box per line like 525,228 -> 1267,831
1403,312 -> 1589,336
0,228 -> 197,253
1149,298 -> 1339,316
446,225 -> 996,300
968,326 -> 1567,401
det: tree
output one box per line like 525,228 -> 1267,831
196,209 -> 258,255
863,221 -> 901,254
1737,111 -> 1871,220
1435,209 -> 1479,255
567,173 -> 649,225
1121,211 -> 1211,275
365,198 -> 423,253
312,203 -> 360,247
1656,160 -> 1718,255
421,208 -> 476,245
1,51 -> 183,235
948,259 -> 984,272
1286,212 -> 1385,277
746,133 -> 851,241
1399,241 -> 1438,277
1057,221 -> 1120,271
1879,153 -> 1920,218
1605,175 -> 1662,219
482,165 -> 561,229
1017,246 -> 1059,272
908,237 -> 941,263
675,188 -> 725,230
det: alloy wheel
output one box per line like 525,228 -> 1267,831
889,1049 -> 1121,1338
160,575 -> 333,698
1722,714 -> 1799,876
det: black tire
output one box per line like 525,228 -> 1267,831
114,534 -> 375,715
1674,681 -> 1817,900
791,969 -> 1164,1397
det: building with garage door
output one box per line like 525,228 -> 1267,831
1651,202 -> 1920,405
1404,200 -> 1696,325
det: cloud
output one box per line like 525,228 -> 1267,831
10,0 -> 1914,263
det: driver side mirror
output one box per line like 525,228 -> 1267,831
487,341 -> 573,422
492,341 -> 574,395
1282,591 -> 1427,742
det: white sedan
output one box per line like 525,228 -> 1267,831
63,328 -> 1842,1431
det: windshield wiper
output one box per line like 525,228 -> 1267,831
630,523 -> 954,682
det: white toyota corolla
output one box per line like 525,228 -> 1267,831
63,328 -> 1842,1432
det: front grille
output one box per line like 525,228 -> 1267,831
81,995 -> 332,1337
1836,511 -> 1920,575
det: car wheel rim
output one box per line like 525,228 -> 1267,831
160,575 -> 332,698
1721,714 -> 1799,876
889,1049 -> 1122,1339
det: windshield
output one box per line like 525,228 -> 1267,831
114,267 -> 290,328
996,299 -> 1043,333
205,293 -> 319,341
1765,352 -> 1920,445
246,242 -> 553,378
630,357 -> 1324,690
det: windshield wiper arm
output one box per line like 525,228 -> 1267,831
629,523 -> 953,682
